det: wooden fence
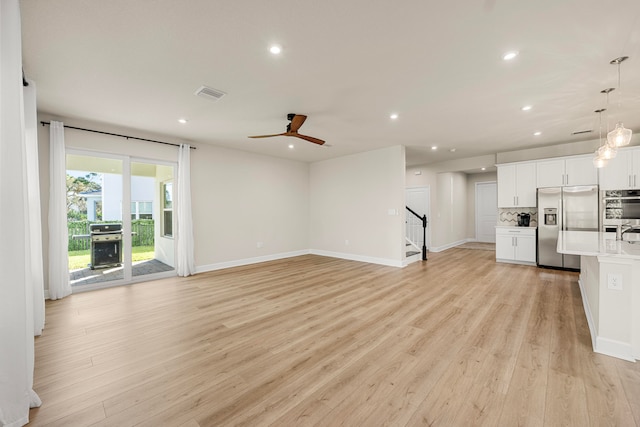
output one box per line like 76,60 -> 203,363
68,220 -> 155,251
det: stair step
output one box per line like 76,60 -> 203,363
406,250 -> 420,257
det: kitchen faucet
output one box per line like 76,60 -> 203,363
616,223 -> 632,240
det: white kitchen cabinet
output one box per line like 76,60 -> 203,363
535,159 -> 564,188
495,227 -> 536,265
536,156 -> 598,188
497,162 -> 537,207
565,156 -> 599,186
599,147 -> 640,190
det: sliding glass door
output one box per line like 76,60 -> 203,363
66,151 -> 175,290
129,161 -> 175,280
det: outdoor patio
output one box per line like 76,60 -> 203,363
70,259 -> 174,287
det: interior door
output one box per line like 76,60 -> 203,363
476,182 -> 497,242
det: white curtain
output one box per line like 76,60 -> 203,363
0,0 -> 42,425
176,144 -> 195,276
48,121 -> 71,299
24,80 -> 45,337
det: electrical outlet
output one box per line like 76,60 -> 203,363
607,273 -> 623,290
345,239 -> 349,246
256,242 -> 263,248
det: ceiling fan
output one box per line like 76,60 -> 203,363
249,114 -> 325,145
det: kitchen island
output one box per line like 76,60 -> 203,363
557,231 -> 640,361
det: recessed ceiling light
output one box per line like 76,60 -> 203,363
431,146 -> 437,150
178,118 -> 188,124
450,148 -> 456,152
503,51 -> 519,61
481,167 -> 486,171
288,144 -> 294,149
534,131 -> 542,136
390,113 -> 399,120
269,45 -> 282,55
521,105 -> 532,111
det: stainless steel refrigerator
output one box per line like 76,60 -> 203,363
537,185 -> 599,270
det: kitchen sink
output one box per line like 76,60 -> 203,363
622,228 -> 640,243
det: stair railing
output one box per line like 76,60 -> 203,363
406,206 -> 428,260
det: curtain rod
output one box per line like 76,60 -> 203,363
39,121 -> 196,150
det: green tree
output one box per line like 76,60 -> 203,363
67,173 -> 101,220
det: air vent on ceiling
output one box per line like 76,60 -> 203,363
194,85 -> 226,102
571,129 -> 593,135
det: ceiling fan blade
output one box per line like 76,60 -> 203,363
289,115 -> 307,133
248,133 -> 287,138
295,133 -> 325,145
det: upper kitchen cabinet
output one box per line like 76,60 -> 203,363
536,156 -> 598,188
599,147 -> 640,190
497,162 -> 537,207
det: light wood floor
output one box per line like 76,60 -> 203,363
30,249 -> 640,426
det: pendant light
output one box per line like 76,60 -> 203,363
598,88 -> 617,160
607,56 -> 632,147
593,108 -> 610,168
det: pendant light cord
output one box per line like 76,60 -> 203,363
616,62 -> 622,115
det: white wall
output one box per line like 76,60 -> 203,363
310,145 -> 406,266
191,143 -> 310,269
432,172 -> 467,250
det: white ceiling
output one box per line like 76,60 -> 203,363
20,0 -> 640,167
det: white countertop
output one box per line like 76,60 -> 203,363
557,231 -> 640,260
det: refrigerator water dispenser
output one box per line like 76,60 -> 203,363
544,208 -> 557,226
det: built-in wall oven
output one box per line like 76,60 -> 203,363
601,189 -> 640,231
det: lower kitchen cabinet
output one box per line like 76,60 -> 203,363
495,227 -> 536,265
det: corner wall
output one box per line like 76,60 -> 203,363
310,145 -> 406,266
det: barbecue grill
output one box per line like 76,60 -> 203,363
89,223 -> 122,269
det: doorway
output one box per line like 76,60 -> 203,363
405,186 -> 430,252
475,181 -> 497,243
66,151 -> 176,290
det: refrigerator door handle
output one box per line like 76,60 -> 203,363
559,197 -> 564,233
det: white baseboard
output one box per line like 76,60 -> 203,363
595,337 -> 636,362
195,250 -> 310,274
309,249 -> 404,268
429,239 -> 467,253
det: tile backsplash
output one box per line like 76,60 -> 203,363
498,208 -> 538,226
